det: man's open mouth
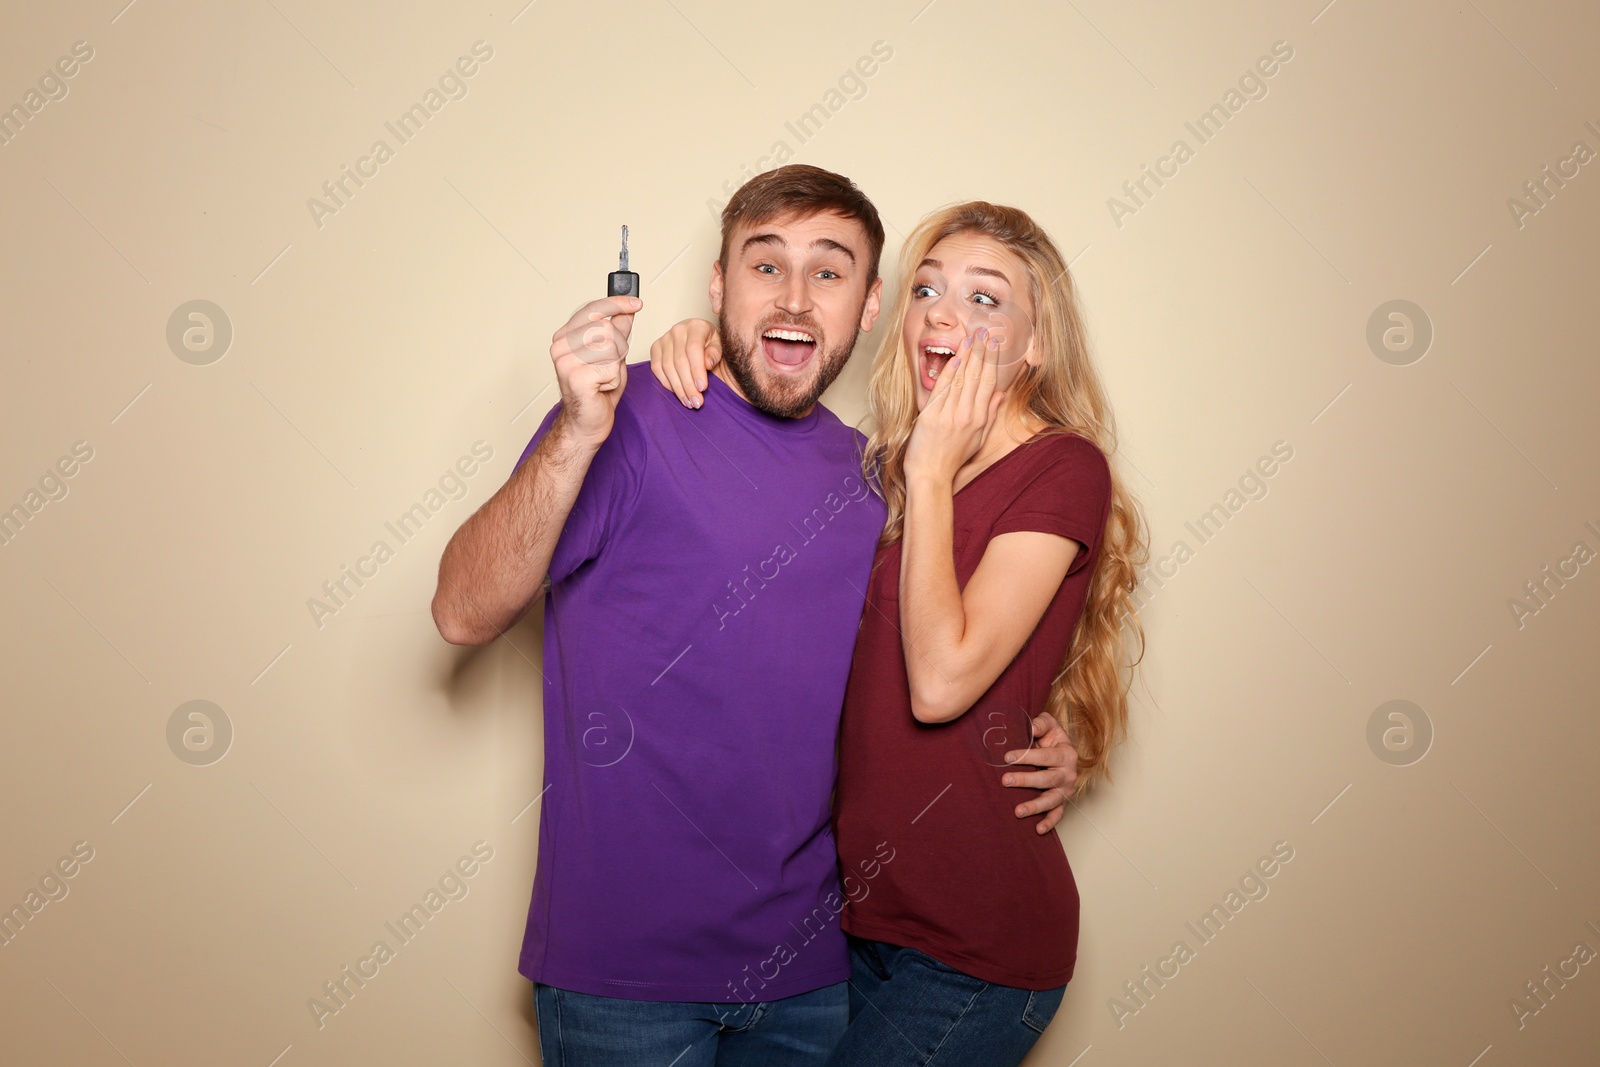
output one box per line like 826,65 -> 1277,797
761,327 -> 817,369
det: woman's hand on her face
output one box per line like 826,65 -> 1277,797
649,318 -> 721,408
904,326 -> 1006,486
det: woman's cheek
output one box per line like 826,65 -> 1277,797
996,359 -> 1028,392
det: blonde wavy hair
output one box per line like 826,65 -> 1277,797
860,201 -> 1149,797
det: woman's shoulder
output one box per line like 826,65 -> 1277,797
982,428 -> 1114,544
1023,429 -> 1111,483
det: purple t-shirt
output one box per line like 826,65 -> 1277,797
513,363 -> 887,1002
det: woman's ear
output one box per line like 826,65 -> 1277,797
1022,332 -> 1040,368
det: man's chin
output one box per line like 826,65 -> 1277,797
741,365 -> 821,418
721,325 -> 853,419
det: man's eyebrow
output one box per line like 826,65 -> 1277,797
811,237 -> 856,264
741,232 -> 786,257
741,232 -> 857,264
917,257 -> 1010,285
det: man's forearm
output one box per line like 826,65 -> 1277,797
432,409 -> 599,645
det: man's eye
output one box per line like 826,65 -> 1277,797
817,270 -> 839,280
757,264 -> 778,274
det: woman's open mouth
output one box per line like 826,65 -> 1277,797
761,327 -> 817,371
919,341 -> 957,390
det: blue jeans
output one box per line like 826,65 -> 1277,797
824,936 -> 1067,1067
533,980 -> 848,1066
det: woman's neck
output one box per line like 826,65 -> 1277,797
953,402 -> 1049,493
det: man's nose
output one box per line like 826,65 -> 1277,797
777,274 -> 812,315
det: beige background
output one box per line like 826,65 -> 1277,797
2,0 -> 1596,1064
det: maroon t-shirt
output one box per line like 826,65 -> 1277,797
834,431 -> 1113,989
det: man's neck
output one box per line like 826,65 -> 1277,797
711,362 -> 816,419
711,362 -> 749,403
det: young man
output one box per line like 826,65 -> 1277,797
431,165 -> 1078,1066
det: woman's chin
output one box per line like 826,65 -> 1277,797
908,372 -> 931,410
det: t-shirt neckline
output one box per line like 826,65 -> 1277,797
954,430 -> 1059,498
703,369 -> 823,434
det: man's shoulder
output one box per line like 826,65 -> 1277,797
603,363 -> 673,433
616,360 -> 665,409
569,367 -> 663,477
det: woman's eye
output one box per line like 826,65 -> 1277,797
972,290 -> 999,307
912,284 -> 937,298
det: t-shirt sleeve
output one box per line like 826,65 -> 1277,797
989,435 -> 1113,576
511,397 -> 646,585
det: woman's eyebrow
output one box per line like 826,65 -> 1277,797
918,257 -> 1009,285
967,265 -> 1010,284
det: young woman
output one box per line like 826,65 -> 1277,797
651,202 -> 1147,1066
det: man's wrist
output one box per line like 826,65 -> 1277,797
550,403 -> 607,458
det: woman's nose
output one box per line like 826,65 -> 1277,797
925,294 -> 958,330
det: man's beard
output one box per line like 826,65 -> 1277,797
719,314 -> 860,419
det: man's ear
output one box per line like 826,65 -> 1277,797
709,260 -> 725,316
859,276 -> 883,332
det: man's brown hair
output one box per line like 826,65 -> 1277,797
719,164 -> 886,287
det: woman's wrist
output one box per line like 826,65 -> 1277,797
904,464 -> 956,499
